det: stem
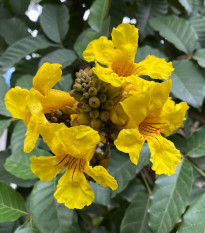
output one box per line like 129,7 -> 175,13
105,0 -> 112,19
185,156 -> 205,177
141,171 -> 152,195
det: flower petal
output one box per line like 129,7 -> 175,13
30,155 -> 66,181
5,86 -> 30,122
137,55 -> 174,80
85,165 -> 118,190
83,36 -> 115,66
33,63 -> 62,95
111,24 -> 138,61
148,136 -> 181,176
42,89 -> 76,113
160,98 -> 189,136
93,63 -> 122,87
54,169 -> 94,209
114,128 -> 145,165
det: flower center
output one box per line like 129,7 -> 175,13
112,61 -> 135,77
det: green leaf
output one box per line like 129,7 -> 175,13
0,35 -> 54,69
178,193 -> 205,233
179,0 -> 202,14
0,18 -> 29,45
148,160 -> 193,233
5,148 -> 52,180
88,0 -> 109,32
30,179 -> 76,233
120,192 -> 151,233
193,48 -> 205,68
190,13 -> 205,48
0,221 -> 19,233
136,45 -> 168,63
136,0 -> 168,39
0,118 -> 10,137
150,15 -> 198,54
16,74 -> 33,90
54,74 -> 73,92
14,221 -> 41,233
0,95 -> 11,117
108,149 -> 137,197
0,76 -> 9,99
11,121 -> 27,152
187,125 -> 205,158
39,49 -> 77,69
89,182 -> 111,206
0,150 -> 36,188
9,0 -> 30,15
109,0 -> 125,28
0,182 -> 28,222
40,4 -> 69,43
171,60 -> 205,108
74,17 -> 110,59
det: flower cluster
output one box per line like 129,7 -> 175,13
5,23 -> 188,209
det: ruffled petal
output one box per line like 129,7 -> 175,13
148,136 -> 181,176
93,63 -> 122,87
33,63 -> 62,95
111,24 -> 138,61
137,55 -> 174,80
42,89 -> 77,113
159,98 -> 189,136
54,169 -> 94,209
83,36 -> 115,66
5,86 -> 30,122
30,155 -> 67,181
114,128 -> 145,165
85,165 -> 118,190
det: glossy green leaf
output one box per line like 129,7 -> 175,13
0,35 -> 54,69
0,221 -> 19,233
150,15 -> 198,54
88,0 -> 109,32
171,60 -> 205,108
0,182 -> 28,222
0,118 -> 10,137
187,125 -> 205,158
40,4 -> 69,43
54,74 -> 73,92
0,18 -> 29,45
0,76 -> 9,99
190,13 -> 205,48
179,0 -> 202,14
148,160 -> 193,233
120,192 -> 151,233
0,96 -> 11,117
136,0 -> 168,39
16,74 -> 33,90
9,0 -> 30,15
30,179 -> 76,233
109,0 -> 125,28
5,148 -> 52,180
14,221 -> 40,233
193,48 -> 205,68
39,49 -> 77,69
178,193 -> 205,233
11,121 -> 27,152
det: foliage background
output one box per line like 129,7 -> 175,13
0,0 -> 205,232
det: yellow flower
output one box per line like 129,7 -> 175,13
83,23 -> 174,87
30,124 -> 118,209
114,80 -> 189,176
5,63 -> 76,153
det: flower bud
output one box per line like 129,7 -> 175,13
55,110 -> 62,118
73,83 -> 82,91
83,92 -> 89,99
88,87 -> 97,96
82,104 -> 92,112
91,118 -> 102,130
77,112 -> 91,125
51,116 -> 58,123
75,72 -> 82,79
89,97 -> 100,108
90,109 -> 99,119
100,111 -> 110,121
99,93 -> 107,103
70,90 -> 82,100
88,80 -> 95,87
103,100 -> 114,110
99,84 -> 107,93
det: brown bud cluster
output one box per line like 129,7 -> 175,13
45,110 -> 71,126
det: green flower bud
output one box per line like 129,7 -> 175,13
88,69 -> 94,76
89,97 -> 100,108
75,72 -> 82,79
99,93 -> 107,103
73,83 -> 82,91
90,109 -> 99,119
99,84 -> 107,93
77,112 -> 91,125
91,118 -> 102,130
88,87 -> 97,96
103,100 -> 114,110
88,80 -> 95,87
82,104 -> 92,112
99,132 -> 107,144
83,92 -> 89,99
100,111 -> 110,121
55,110 -> 62,118
80,97 -> 87,104
70,90 -> 82,100
82,83 -> 89,89
51,116 -> 58,123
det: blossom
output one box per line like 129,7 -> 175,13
114,80 -> 189,176
30,123 -> 118,209
5,63 -> 76,153
83,23 -> 174,87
